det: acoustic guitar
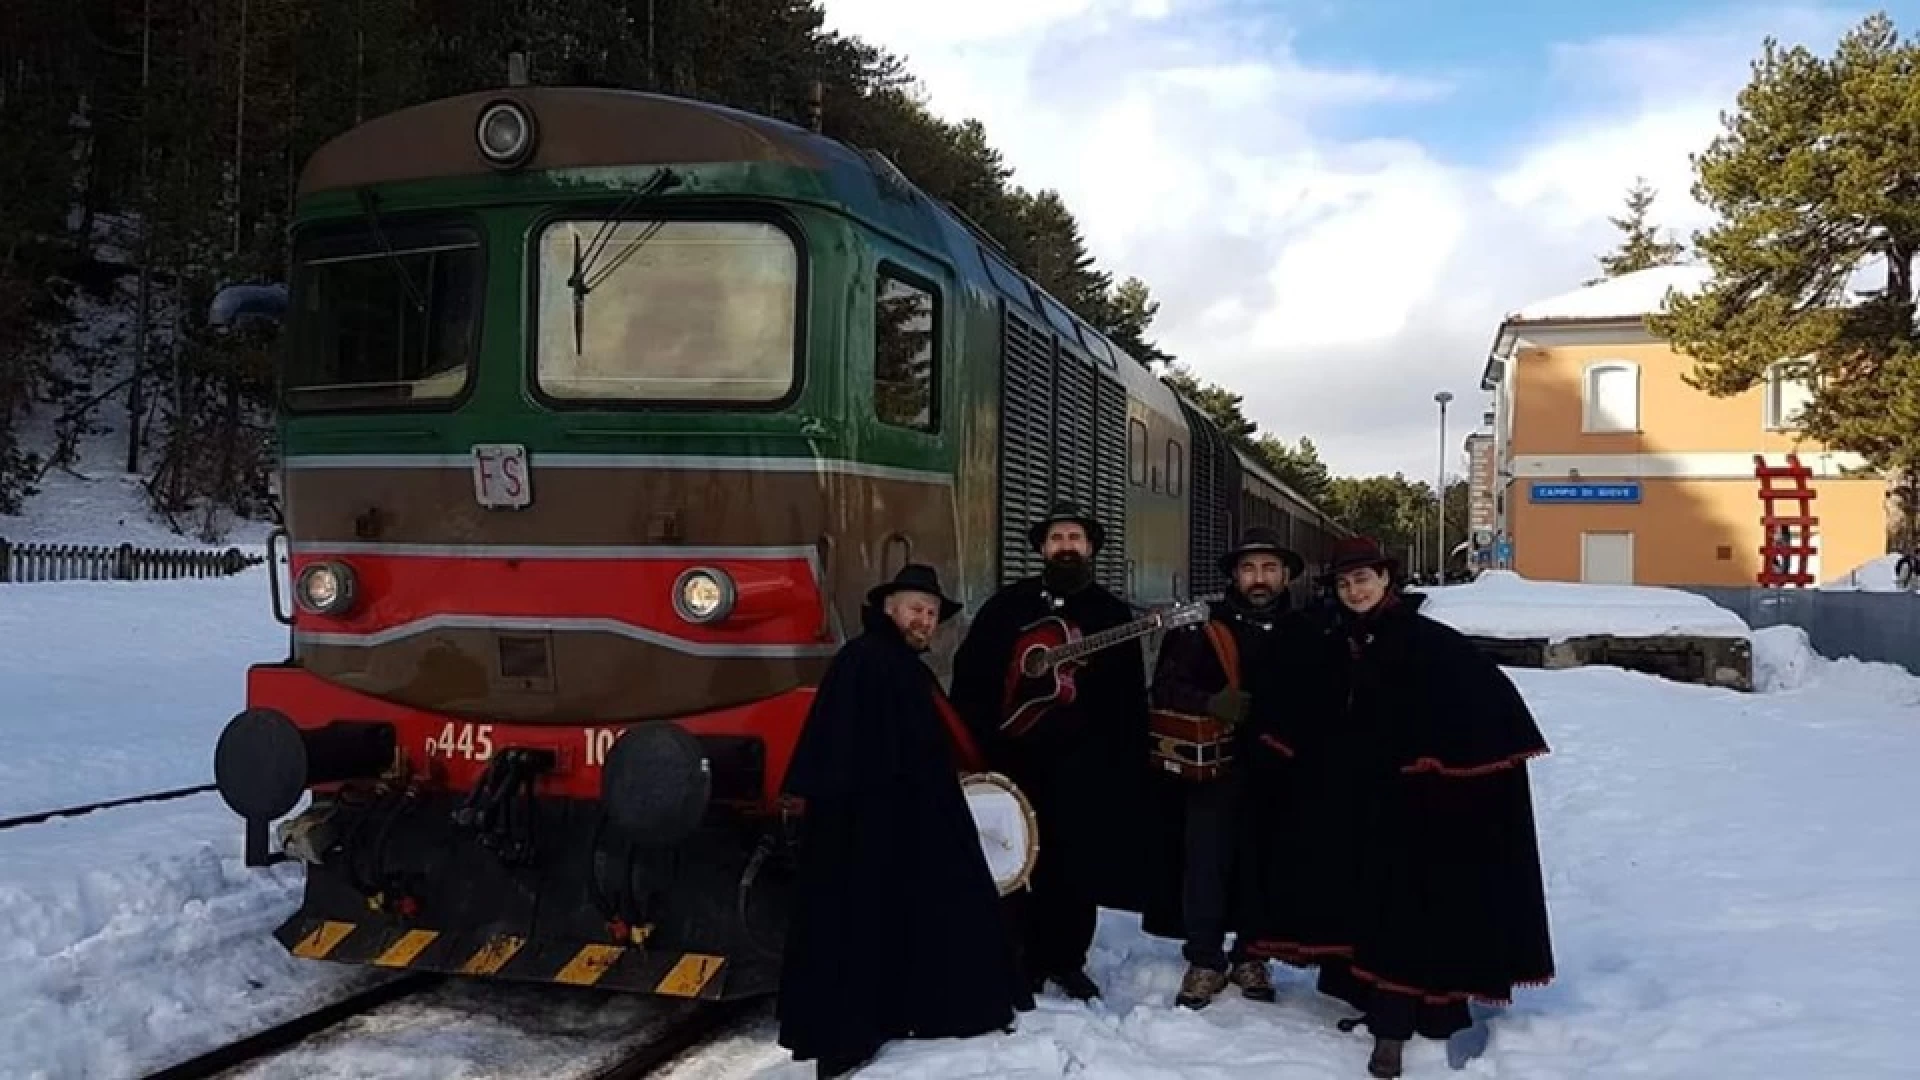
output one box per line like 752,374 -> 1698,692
999,599 -> 1210,738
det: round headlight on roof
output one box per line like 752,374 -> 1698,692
671,567 -> 737,625
476,99 -> 538,169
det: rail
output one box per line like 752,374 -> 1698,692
0,538 -> 262,584
0,784 -> 219,832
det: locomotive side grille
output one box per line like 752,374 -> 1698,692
1094,374 -> 1129,596
1053,348 -> 1099,514
1179,398 -> 1232,596
998,305 -> 1056,584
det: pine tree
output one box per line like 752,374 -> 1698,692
1159,362 -> 1256,443
1100,277 -> 1173,367
1253,434 -> 1332,503
1593,176 -> 1685,280
1648,13 -> 1920,471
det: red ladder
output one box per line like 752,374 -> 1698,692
1754,453 -> 1819,587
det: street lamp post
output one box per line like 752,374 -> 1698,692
1435,390 -> 1453,583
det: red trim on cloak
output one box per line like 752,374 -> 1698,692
1399,746 -> 1548,778
932,690 -> 987,773
1242,939 -> 1555,1007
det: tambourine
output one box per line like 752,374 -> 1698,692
960,771 -> 1039,895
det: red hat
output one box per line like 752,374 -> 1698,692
1323,535 -> 1399,579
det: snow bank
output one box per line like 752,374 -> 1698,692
0,567 -> 287,818
1419,570 -> 1750,642
1751,623 -> 1920,705
0,796 -> 371,1079
1821,553 -> 1912,592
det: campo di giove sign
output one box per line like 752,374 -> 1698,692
1528,481 -> 1641,504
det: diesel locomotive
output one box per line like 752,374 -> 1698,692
210,82 -> 1347,1003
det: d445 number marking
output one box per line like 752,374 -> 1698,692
427,722 -> 494,762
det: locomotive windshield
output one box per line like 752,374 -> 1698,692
533,218 -> 799,404
284,219 -> 483,412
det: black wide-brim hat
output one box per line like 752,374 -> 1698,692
1217,526 -> 1305,579
866,562 -> 964,622
1027,500 -> 1106,553
1320,536 -> 1399,581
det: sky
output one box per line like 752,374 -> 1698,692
815,0 -> 1920,481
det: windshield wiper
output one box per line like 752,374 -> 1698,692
566,168 -> 677,354
355,187 -> 427,314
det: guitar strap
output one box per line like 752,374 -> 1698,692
1204,620 -> 1241,693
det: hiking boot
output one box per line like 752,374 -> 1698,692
1175,964 -> 1230,1009
1368,1036 -> 1405,1078
1229,959 -> 1277,1002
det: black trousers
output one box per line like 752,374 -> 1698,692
1181,773 -> 1249,971
1018,844 -> 1098,977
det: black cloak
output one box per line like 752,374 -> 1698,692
949,576 -> 1153,912
776,606 -> 1032,1068
1137,591 -> 1299,943
1239,592 -> 1555,1032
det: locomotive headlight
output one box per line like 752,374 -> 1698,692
475,100 -> 537,169
295,560 -> 358,616
672,567 -> 736,624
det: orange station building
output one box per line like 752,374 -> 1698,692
1478,266 -> 1889,587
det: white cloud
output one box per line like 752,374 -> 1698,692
815,2 -> 1860,481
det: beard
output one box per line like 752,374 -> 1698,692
1242,585 -> 1275,606
1042,551 -> 1094,594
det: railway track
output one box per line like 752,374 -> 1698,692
134,972 -> 766,1080
138,973 -> 443,1080
0,783 -> 218,831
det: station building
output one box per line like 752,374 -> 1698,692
1478,266 -> 1889,587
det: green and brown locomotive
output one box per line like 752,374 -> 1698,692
210,83 -> 1346,1002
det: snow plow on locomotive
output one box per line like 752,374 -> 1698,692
211,83 -> 1346,1003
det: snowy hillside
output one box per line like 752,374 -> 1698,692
2,279 -> 274,551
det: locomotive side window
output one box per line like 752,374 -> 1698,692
285,223 -> 482,411
1128,419 -> 1149,486
533,219 -> 799,404
874,271 -> 939,432
1167,439 -> 1184,497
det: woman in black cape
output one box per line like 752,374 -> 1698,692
1239,537 -> 1555,1078
776,566 -> 1032,1078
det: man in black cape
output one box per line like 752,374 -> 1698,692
950,501 -> 1151,1002
777,564 -> 1032,1079
1141,526 -> 1303,1009
1239,536 -> 1554,1079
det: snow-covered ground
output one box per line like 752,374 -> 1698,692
4,575 -> 1920,1078
1420,570 -> 1750,641
0,567 -> 285,818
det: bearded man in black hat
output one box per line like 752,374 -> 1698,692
1142,526 -> 1304,1009
778,564 -> 1033,1079
949,501 -> 1150,1002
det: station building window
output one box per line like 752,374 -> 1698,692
1764,360 -> 1815,431
1582,362 -> 1639,433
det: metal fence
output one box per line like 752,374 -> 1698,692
0,539 -> 262,584
1679,585 -> 1920,676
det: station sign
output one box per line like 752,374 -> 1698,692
1529,481 -> 1641,504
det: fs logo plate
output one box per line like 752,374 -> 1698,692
472,444 -> 531,509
